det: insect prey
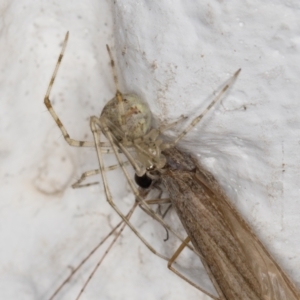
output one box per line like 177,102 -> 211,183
44,32 -> 300,300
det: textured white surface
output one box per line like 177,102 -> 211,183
1,1 -> 300,299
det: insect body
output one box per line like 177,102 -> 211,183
155,147 -> 300,300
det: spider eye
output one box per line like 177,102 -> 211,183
147,164 -> 155,171
134,173 -> 152,189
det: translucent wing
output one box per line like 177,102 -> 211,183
161,147 -> 300,300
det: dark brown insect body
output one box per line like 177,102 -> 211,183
158,147 -> 300,300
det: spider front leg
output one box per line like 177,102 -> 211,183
169,69 -> 241,147
44,32 -> 96,148
44,32 -> 121,156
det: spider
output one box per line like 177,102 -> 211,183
44,32 -> 241,300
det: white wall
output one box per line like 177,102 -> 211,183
0,1 -> 299,299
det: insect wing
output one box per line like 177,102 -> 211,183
161,150 -> 299,300
195,168 -> 300,300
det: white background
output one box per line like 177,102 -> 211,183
0,1 -> 300,299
